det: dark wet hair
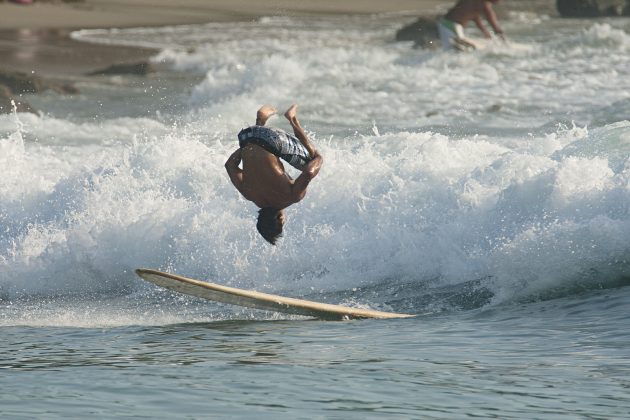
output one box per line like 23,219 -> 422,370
256,207 -> 283,245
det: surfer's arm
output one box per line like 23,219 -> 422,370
290,153 -> 323,202
225,149 -> 244,193
454,36 -> 479,50
473,16 -> 492,39
483,1 -> 504,39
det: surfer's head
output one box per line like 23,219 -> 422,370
257,208 -> 284,245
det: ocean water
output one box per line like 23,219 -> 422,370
1,10 -> 630,418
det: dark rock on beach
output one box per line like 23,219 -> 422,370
0,85 -> 37,114
556,0 -> 630,17
395,16 -> 440,49
87,61 -> 156,76
0,68 -> 78,95
0,68 -> 79,114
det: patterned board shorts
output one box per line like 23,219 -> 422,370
238,125 -> 312,170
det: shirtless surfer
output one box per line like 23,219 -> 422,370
438,0 -> 506,50
225,104 -> 323,245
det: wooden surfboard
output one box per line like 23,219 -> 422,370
135,269 -> 415,320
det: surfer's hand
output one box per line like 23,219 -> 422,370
225,148 -> 242,167
225,149 -> 245,193
290,154 -> 323,203
303,154 -> 323,179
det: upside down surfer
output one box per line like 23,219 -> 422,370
225,104 -> 323,245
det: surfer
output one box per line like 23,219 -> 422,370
438,0 -> 506,50
225,104 -> 323,245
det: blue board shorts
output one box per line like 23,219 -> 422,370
238,125 -> 312,170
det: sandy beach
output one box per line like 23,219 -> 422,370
0,0 -> 447,76
2,0 -> 449,29
0,0 -> 557,76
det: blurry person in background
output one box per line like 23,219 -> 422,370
438,0 -> 506,50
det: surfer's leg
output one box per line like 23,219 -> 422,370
453,22 -> 479,50
256,104 -> 277,126
438,18 -> 456,50
284,104 -> 317,158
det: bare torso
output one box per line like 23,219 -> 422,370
225,104 -> 323,216
240,144 -> 295,209
445,0 -> 486,25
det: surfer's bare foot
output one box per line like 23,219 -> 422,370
256,104 -> 277,126
284,104 -> 298,123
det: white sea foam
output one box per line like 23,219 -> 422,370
2,16 -> 630,323
2,116 -> 628,305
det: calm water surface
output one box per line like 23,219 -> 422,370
2,287 -> 630,418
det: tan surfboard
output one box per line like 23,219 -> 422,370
135,269 -> 415,320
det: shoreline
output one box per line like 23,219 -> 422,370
0,0 -> 556,78
0,28 -> 158,77
0,1 -> 447,30
0,0 -> 448,77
